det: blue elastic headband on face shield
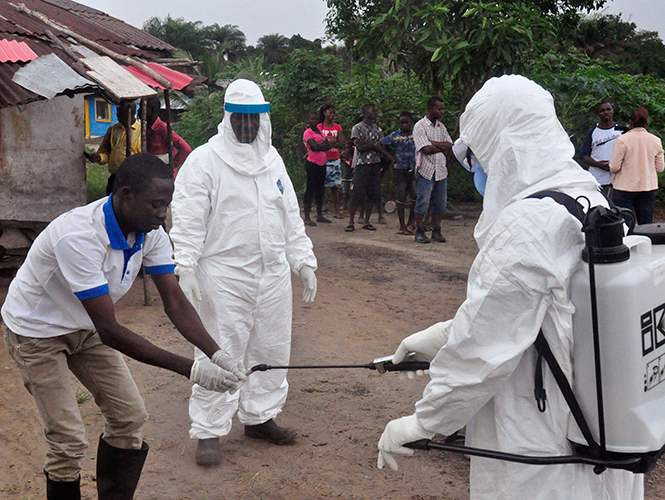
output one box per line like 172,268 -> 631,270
224,102 -> 271,114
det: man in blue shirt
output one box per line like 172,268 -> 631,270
376,112 -> 417,234
2,153 -> 245,500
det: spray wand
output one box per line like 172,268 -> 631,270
250,355 -> 429,374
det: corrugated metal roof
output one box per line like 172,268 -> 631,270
0,39 -> 38,63
12,53 -> 95,99
0,34 -> 82,108
42,0 -> 177,53
83,56 -> 157,101
0,0 -> 193,108
0,0 -> 175,60
124,62 -> 193,91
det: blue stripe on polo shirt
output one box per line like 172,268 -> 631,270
74,283 -> 110,301
145,264 -> 175,275
103,195 -> 146,279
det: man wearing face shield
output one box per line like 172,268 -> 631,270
170,79 -> 318,466
377,76 -> 642,499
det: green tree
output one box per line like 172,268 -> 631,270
325,0 -> 610,103
143,17 -> 248,63
257,34 -> 290,67
143,16 -> 212,59
570,14 -> 665,78
220,55 -> 266,82
288,34 -> 323,52
328,1 -> 554,100
205,24 -> 247,61
174,91 -> 225,149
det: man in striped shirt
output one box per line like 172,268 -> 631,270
412,97 -> 453,243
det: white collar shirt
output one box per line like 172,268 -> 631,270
1,196 -> 174,338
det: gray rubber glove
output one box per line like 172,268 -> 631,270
298,265 -> 317,303
377,414 -> 435,471
176,266 -> 202,305
211,349 -> 247,383
190,359 -> 243,393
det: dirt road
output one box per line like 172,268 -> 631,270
1,202 -> 664,499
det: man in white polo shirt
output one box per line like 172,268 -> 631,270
1,153 -> 246,500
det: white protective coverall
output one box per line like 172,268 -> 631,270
170,79 -> 317,439
381,75 -> 643,499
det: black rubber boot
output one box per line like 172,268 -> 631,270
245,419 -> 296,445
46,472 -> 81,500
96,435 -> 149,500
195,437 -> 221,466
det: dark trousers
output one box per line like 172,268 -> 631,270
304,161 -> 326,214
612,188 -> 657,225
352,163 -> 381,206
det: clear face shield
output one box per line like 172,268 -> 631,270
224,102 -> 271,145
452,140 -> 488,196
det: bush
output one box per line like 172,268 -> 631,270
87,162 -> 109,202
175,91 -> 226,149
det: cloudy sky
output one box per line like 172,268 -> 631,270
81,0 -> 663,46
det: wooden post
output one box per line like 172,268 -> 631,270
139,97 -> 151,306
125,102 -> 131,158
164,89 -> 174,171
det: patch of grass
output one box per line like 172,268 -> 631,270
76,388 -> 92,405
86,161 -> 109,203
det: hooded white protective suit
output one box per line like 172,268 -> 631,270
380,76 -> 643,499
170,80 -> 317,439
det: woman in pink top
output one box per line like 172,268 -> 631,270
317,104 -> 345,219
609,107 -> 664,224
303,111 -> 332,226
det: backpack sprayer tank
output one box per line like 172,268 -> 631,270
568,212 -> 665,454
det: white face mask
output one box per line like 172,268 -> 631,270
452,142 -> 488,196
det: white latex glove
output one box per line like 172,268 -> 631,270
190,359 -> 243,393
393,322 -> 449,380
298,265 -> 317,303
377,414 -> 435,471
393,321 -> 449,364
176,266 -> 202,304
211,349 -> 247,383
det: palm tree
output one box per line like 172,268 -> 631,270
206,24 -> 247,62
257,34 -> 290,68
143,16 -> 212,59
221,55 -> 266,83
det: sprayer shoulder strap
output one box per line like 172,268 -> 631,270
534,330 -> 600,453
527,191 -> 600,453
527,190 -> 585,224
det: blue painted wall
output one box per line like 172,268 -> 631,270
85,96 -> 117,138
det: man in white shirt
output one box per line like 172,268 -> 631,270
2,153 -> 244,500
579,101 -> 625,196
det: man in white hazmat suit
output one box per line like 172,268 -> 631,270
376,75 -> 644,499
170,79 -> 318,466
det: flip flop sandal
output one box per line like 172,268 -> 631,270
362,224 -> 376,231
345,225 -> 355,232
